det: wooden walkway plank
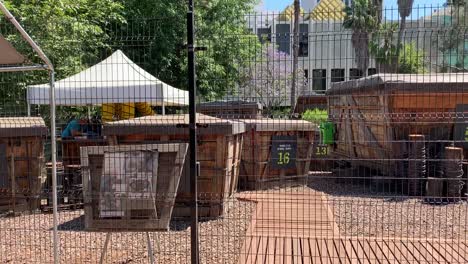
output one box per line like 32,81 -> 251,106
284,237 -> 293,264
309,238 -> 323,264
438,241 -> 468,263
301,238 -> 312,264
274,237 -> 285,264
245,236 -> 261,264
372,240 -> 392,264
416,240 -> 450,264
408,240 -> 442,263
265,237 -> 277,264
359,239 -> 382,264
255,237 -> 269,264
332,239 -> 350,264
323,238 -> 341,264
340,239 -> 361,264
236,190 -> 468,264
390,240 -> 419,264
238,236 -> 254,264
315,238 -> 330,264
426,241 -> 460,264
345,239 -> 366,264
400,240 -> 427,264
292,238 -> 302,264
381,240 -> 404,264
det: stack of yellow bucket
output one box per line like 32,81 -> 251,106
102,102 -> 155,122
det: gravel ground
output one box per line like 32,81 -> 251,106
308,179 -> 468,239
0,199 -> 255,264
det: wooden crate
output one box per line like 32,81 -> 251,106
198,100 -> 263,119
327,73 -> 468,176
0,117 -> 47,212
80,143 -> 188,231
102,114 -> 246,218
239,119 -> 317,190
61,138 -> 107,185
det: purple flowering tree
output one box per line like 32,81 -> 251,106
239,44 -> 307,112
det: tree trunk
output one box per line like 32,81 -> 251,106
352,31 -> 370,74
291,0 -> 300,115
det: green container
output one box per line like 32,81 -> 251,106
319,121 -> 335,145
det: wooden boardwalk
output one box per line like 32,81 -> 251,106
237,190 -> 468,264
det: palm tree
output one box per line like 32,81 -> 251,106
396,0 -> 414,58
343,0 -> 379,74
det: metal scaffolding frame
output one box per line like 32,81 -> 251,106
0,2 -> 58,263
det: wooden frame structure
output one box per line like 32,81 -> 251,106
102,114 -> 246,218
327,73 -> 468,176
239,119 -> 317,190
0,117 -> 48,212
80,143 -> 188,231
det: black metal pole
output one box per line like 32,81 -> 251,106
187,1 -> 199,264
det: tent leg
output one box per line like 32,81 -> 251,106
27,103 -> 31,116
162,105 -> 166,116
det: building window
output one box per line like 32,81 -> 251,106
368,68 -> 377,76
331,69 -> 345,83
312,69 -> 326,91
299,24 -> 309,57
276,24 -> 291,54
350,68 -> 363,80
304,69 -> 309,85
257,27 -> 272,44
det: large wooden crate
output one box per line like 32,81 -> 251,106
102,114 -> 246,218
327,73 -> 468,177
239,119 -> 317,190
198,100 -> 263,119
80,143 -> 188,231
0,117 -> 47,211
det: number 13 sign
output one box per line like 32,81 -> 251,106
270,135 -> 297,169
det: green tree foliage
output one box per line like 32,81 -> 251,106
1,0 -> 124,118
397,42 -> 426,73
3,0 -> 124,79
1,0 -> 260,113
370,23 -> 426,73
439,0 -> 468,71
302,108 -> 327,124
343,0 -> 379,73
119,0 -> 261,100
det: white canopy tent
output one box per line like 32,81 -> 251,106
27,50 -> 188,114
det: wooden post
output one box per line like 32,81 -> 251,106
444,147 -> 464,202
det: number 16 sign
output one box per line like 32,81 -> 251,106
270,135 -> 297,169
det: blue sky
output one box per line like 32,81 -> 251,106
259,0 -> 446,12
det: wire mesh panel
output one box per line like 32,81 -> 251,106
1,4 -> 194,262
1,1 -> 468,264
196,3 -> 468,264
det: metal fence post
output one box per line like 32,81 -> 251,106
49,70 -> 59,264
187,1 -> 199,263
